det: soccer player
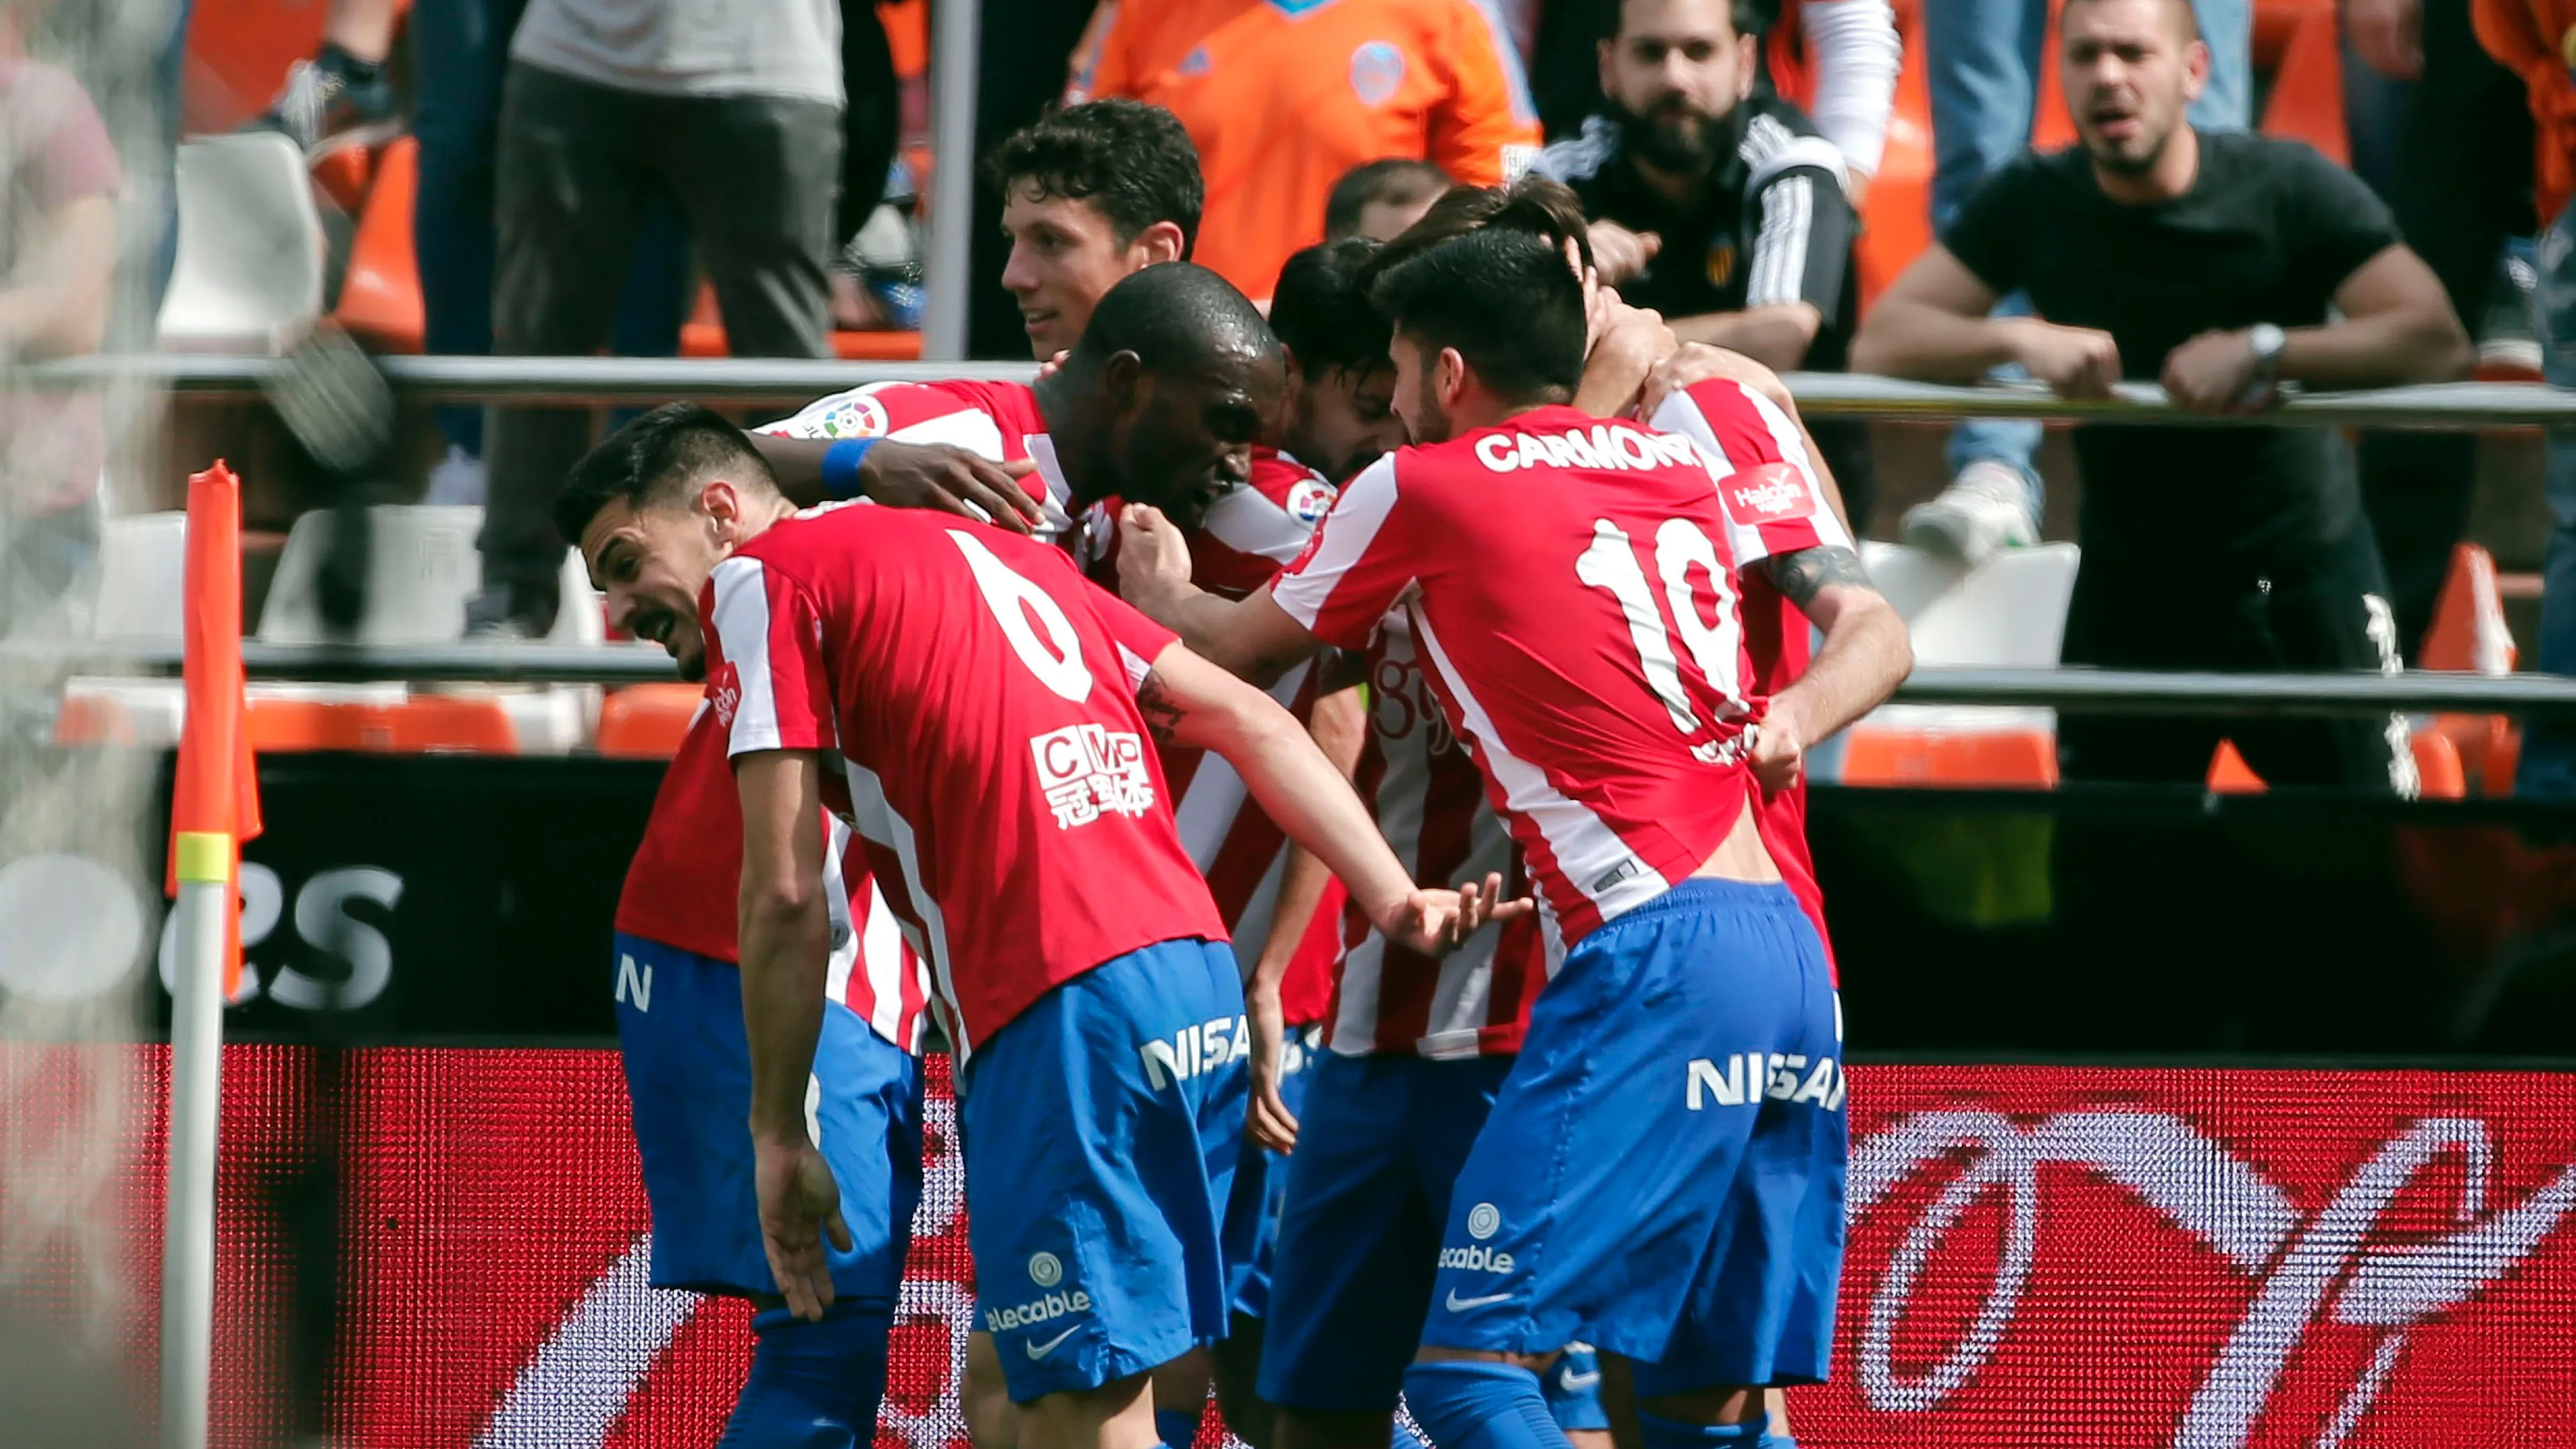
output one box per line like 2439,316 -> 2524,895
1112,223 -> 1910,1448
613,705 -> 930,1448
554,390 -> 1515,1449
994,99 -> 1204,362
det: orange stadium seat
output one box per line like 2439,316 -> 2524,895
52,693 -> 136,747
250,696 -> 517,755
2256,0 -> 2348,165
680,282 -> 926,361
2206,739 -> 2265,792
2207,730 -> 2471,797
2419,543 -> 2524,794
1840,726 -> 2059,787
596,684 -> 704,758
336,136 -> 426,353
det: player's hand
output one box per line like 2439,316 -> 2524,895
862,440 -> 1045,533
755,1136 -> 852,1322
2004,318 -> 2123,400
2161,329 -> 2277,415
1034,348 -> 1070,382
1748,708 -> 1807,793
1640,343 -> 1755,419
1376,872 -> 1532,958
1244,979 -> 1301,1154
1117,502 -> 1195,609
1578,299 -> 1678,416
1588,220 -> 1661,288
2346,0 -> 2421,78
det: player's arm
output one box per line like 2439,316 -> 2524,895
1665,164 -> 1853,371
1748,546 -> 1911,788
735,746 -> 856,1321
1426,0 -> 1541,186
1242,681 -> 1364,1152
1640,349 -> 1855,532
1115,504 -> 1330,686
1135,641 -> 1519,955
748,432 -> 1045,531
1798,0 -> 1903,198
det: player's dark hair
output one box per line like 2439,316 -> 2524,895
984,99 -> 1205,258
1372,228 -> 1587,405
1370,175 -> 1594,282
1270,239 -> 1392,379
2061,0 -> 2200,41
1323,158 -> 1452,240
1069,261 -> 1280,373
553,402 -> 778,545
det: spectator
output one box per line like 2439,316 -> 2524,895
987,99 -> 1201,361
1535,0 -> 1876,526
1852,0 -> 2470,792
469,0 -> 846,636
0,31 -> 118,629
2342,0 -> 2531,659
2478,0 -> 2576,794
1063,0 -> 1539,302
1325,157 -> 1451,242
241,0 -> 402,157
1898,0 -> 2249,564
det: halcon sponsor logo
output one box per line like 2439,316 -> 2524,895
1688,1052 -> 1844,1111
1140,1014 -> 1252,1089
1719,462 -> 1816,525
984,1289 -> 1093,1333
1473,423 -> 1704,475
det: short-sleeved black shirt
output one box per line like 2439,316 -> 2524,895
1539,95 -> 1860,370
1942,130 -> 2402,561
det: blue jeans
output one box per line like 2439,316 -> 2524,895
2518,201 -> 2576,796
1924,0 -> 2253,509
410,0 -> 689,456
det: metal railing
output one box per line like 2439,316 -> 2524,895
8,642 -> 2576,719
11,354 -> 2576,426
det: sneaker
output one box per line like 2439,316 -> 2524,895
1901,460 -> 2039,568
242,45 -> 401,161
840,202 -> 925,331
424,445 -> 487,508
2476,240 -> 2543,379
464,586 -> 555,641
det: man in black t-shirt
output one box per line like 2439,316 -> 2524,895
1853,0 -> 2472,794
1534,0 -> 1875,525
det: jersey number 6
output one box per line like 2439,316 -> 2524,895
949,529 -> 1095,704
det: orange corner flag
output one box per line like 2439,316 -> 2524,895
166,461 -> 265,998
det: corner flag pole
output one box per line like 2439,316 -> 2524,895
161,461 -> 262,1449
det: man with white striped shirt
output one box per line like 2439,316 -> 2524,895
1536,0 -> 1873,526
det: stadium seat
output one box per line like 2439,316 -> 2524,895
596,684 -> 705,758
258,505 -> 482,645
94,512 -> 191,644
336,136 -> 426,353
249,694 -> 517,754
2256,0 -> 2349,165
2417,543 -> 2523,795
51,691 -> 136,747
1835,543 -> 2076,788
677,281 -> 927,361
157,134 -> 327,353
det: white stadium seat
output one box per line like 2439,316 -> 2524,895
155,134 -> 326,354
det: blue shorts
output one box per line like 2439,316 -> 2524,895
960,937 -> 1248,1402
1255,1049 -> 1518,1413
613,933 -> 924,1303
1220,1022 -> 1322,1321
1420,880 -> 1846,1397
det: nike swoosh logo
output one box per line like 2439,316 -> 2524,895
1026,1324 -> 1081,1359
1445,1290 -> 1513,1311
1559,1369 -> 1602,1390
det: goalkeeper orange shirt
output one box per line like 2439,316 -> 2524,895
1067,0 -> 1541,302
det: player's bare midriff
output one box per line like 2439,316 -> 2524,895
1688,799 -> 1784,886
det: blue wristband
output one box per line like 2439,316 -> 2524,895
819,437 -> 877,499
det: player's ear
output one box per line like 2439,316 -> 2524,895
1436,347 -> 1470,409
1104,350 -> 1146,410
698,478 -> 738,525
1279,343 -> 1309,393
1734,33 -> 1759,100
1596,36 -> 1618,96
1133,221 -> 1187,267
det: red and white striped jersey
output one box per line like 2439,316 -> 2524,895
1084,448 -> 1346,1012
615,705 -> 934,1054
1272,403 -> 1824,955
701,503 -> 1227,1057
1649,377 -> 1854,983
1324,606 -> 1548,1058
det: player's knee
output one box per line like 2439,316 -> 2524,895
1401,1358 -> 1573,1449
1154,1347 -> 1213,1448
718,1301 -> 893,1449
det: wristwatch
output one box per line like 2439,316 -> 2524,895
2247,322 -> 2286,384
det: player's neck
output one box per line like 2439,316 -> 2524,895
1445,394 -> 1563,436
1028,371 -> 1104,504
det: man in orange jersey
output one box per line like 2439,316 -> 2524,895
1065,0 -> 1541,303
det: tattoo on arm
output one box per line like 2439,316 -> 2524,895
1134,669 -> 1188,746
1763,545 -> 1874,610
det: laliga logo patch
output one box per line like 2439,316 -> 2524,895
1349,41 -> 1406,107
1028,1251 -> 1063,1287
825,395 -> 888,440
1721,462 -> 1816,526
707,661 -> 741,728
1287,476 -> 1337,526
